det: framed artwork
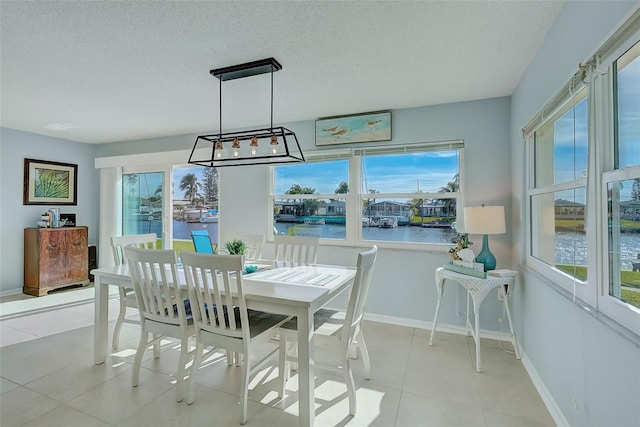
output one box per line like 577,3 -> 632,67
315,111 -> 391,146
23,158 -> 78,205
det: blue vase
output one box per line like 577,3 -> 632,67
475,234 -> 496,271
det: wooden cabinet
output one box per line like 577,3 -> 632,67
24,226 -> 90,296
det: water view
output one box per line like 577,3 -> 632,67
130,218 -> 640,270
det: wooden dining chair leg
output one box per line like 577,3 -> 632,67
153,333 -> 161,359
240,355 -> 250,424
132,331 -> 148,387
344,357 -> 357,415
355,330 -> 371,379
187,342 -> 205,405
348,345 -> 356,359
176,337 -> 191,402
112,293 -> 128,350
278,337 -> 290,398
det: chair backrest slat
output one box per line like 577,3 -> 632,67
342,246 -> 378,349
124,247 -> 186,327
274,235 -> 319,266
241,234 -> 265,261
111,234 -> 157,265
181,251 -> 248,340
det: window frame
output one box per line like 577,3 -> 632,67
524,86 -> 591,304
523,15 -> 640,335
596,34 -> 640,334
269,142 -> 464,251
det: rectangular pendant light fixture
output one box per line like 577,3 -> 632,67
188,58 -> 305,167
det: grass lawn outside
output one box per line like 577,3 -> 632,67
172,239 -> 218,255
556,264 -> 640,309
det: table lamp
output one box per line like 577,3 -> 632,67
463,205 -> 506,271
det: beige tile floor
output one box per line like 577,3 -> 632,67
0,287 -> 555,426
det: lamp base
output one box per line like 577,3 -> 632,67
475,234 -> 496,271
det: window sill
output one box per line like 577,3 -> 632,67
519,263 -> 640,348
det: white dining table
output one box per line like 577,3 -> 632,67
92,262 -> 357,427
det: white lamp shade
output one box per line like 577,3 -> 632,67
463,205 -> 506,235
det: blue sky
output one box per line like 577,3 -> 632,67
274,151 -> 459,195
551,53 -> 639,204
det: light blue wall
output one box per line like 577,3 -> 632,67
222,97 -> 513,327
0,128 -> 100,295
510,1 -> 639,426
95,96 -> 513,331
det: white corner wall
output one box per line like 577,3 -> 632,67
510,1 -> 640,425
95,96 -> 513,332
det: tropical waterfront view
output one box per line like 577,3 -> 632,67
126,219 -> 640,270
123,151 -> 639,311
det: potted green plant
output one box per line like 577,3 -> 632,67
225,239 -> 247,255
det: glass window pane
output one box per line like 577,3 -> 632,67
534,92 -> 588,187
362,151 -> 459,193
530,188 -> 587,280
172,166 -> 219,253
122,172 -> 163,244
608,179 -> 640,309
273,198 -> 346,239
362,197 -> 457,244
275,160 -> 349,195
615,41 -> 640,169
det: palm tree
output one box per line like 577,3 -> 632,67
126,174 -> 138,197
409,197 -> 425,223
179,173 -> 201,206
335,181 -> 349,194
438,174 -> 459,217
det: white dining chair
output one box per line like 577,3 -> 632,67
181,251 -> 291,424
240,234 -> 265,261
273,234 -> 319,266
124,246 -> 196,402
278,245 -> 378,416
110,233 -> 157,350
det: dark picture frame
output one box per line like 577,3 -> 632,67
315,111 -> 391,146
23,158 -> 78,205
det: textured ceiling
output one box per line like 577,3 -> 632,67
0,1 -> 564,144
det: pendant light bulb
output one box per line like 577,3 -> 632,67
232,138 -> 240,157
250,136 -> 258,156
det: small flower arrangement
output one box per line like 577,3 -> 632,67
448,233 -> 472,260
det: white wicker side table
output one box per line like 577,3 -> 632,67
429,267 -> 521,372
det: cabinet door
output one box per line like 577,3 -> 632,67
39,230 -> 66,285
65,228 -> 88,281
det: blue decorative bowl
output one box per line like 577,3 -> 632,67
244,265 -> 258,274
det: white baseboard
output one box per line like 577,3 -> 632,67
360,311 -> 567,426
0,287 -> 25,298
521,352 -> 570,427
362,311 -> 517,342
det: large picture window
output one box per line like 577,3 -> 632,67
524,29 -> 640,335
271,142 -> 462,248
358,148 -> 461,245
